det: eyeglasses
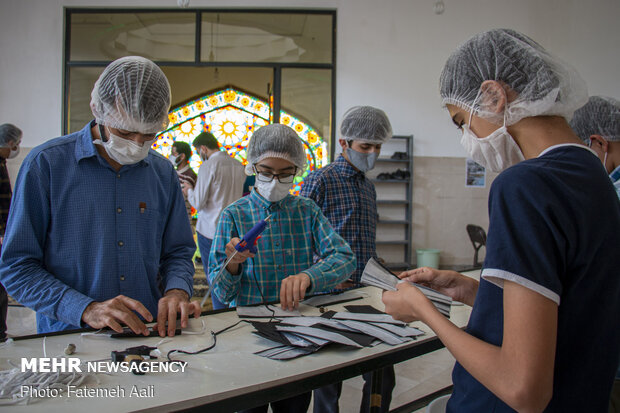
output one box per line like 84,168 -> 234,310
254,166 -> 297,183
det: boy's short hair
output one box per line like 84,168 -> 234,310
193,132 -> 219,150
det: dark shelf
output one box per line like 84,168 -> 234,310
376,240 -> 409,245
377,200 -> 410,205
375,135 -> 414,268
371,179 -> 410,183
376,158 -> 410,163
378,219 -> 409,224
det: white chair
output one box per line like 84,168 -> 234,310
425,394 -> 451,413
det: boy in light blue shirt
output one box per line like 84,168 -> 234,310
208,123 -> 355,413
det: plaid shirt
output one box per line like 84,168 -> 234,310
208,189 -> 355,307
300,155 -> 378,284
0,159 -> 12,236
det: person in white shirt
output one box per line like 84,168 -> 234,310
182,132 -> 245,309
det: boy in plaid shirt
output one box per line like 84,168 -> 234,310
209,123 -> 355,413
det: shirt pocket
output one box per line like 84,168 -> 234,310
137,208 -> 165,260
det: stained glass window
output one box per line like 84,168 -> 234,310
153,87 -> 328,195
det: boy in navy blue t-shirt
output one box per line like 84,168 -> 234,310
383,29 -> 620,412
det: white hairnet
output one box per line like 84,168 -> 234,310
570,96 -> 620,145
340,106 -> 392,143
440,29 -> 588,126
90,56 -> 171,134
0,124 -> 22,147
245,124 -> 307,175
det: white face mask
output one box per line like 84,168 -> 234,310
8,145 -> 20,159
460,110 -> 524,173
199,148 -> 208,162
255,178 -> 293,202
168,154 -> 178,166
94,125 -> 154,165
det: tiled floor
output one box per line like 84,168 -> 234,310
337,348 -> 454,412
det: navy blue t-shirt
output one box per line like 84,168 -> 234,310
448,145 -> 620,412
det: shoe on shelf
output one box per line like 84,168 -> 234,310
376,172 -> 394,180
390,151 -> 409,160
392,169 -> 410,180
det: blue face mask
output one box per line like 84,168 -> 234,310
346,147 -> 378,172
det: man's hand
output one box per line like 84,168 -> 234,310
81,295 -> 153,335
280,273 -> 311,311
224,237 -> 255,275
154,289 -> 201,337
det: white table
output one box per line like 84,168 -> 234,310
0,272 -> 478,412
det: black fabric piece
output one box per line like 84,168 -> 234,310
344,305 -> 384,315
320,310 -> 337,319
250,321 -> 292,346
313,325 -> 376,347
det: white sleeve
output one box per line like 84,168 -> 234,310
187,162 -> 212,210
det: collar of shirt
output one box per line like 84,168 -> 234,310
208,150 -> 227,162
333,154 -> 364,178
177,165 -> 190,174
74,120 -> 151,167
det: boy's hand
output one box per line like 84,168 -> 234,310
382,282 -> 435,323
399,267 -> 479,306
280,273 -> 311,311
224,237 -> 255,274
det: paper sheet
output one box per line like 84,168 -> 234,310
237,305 -> 302,318
302,290 -> 368,307
275,325 -> 363,348
331,312 -> 406,325
334,319 -> 411,346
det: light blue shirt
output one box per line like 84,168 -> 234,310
208,189 -> 356,307
0,122 -> 195,333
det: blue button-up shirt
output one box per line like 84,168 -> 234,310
208,189 -> 355,307
300,155 -> 378,284
0,122 -> 195,333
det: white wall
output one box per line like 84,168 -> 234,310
2,0 -> 619,156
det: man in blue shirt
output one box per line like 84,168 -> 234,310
0,57 -> 199,336
301,106 -> 395,413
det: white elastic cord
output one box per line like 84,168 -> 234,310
80,329 -> 105,337
182,319 -> 207,335
0,368 -> 97,405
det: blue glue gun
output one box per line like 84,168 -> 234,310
234,214 -> 272,254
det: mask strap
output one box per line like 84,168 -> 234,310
603,151 -> 608,170
469,85 -> 508,127
98,124 -> 108,143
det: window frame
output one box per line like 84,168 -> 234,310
63,7 -> 337,159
